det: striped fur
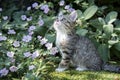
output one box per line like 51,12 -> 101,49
54,11 -> 120,72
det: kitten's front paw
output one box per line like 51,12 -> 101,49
55,68 -> 67,72
76,67 -> 87,71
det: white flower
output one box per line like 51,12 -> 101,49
13,41 -> 20,47
22,35 -> 32,42
28,31 -> 34,36
68,8 -> 75,12
9,58 -> 15,63
8,29 -> 16,34
6,51 -> 15,58
45,43 -> 53,50
40,4 -> 50,14
31,50 -> 39,59
0,8 -> 2,12
44,8 -> 50,14
50,47 -> 58,55
3,16 -> 8,20
23,52 -> 32,58
59,0 -> 65,6
9,66 -> 18,72
40,38 -> 48,45
27,6 -> 31,11
0,68 -> 9,77
65,5 -> 70,10
32,2 -> 38,8
21,15 -> 27,20
29,65 -> 35,70
0,32 -> 2,35
28,25 -> 36,32
37,35 -> 42,40
27,16 -> 32,21
38,19 -> 44,26
0,36 -> 7,41
40,4 -> 49,10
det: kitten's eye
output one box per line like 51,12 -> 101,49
61,18 -> 66,21
56,17 -> 59,22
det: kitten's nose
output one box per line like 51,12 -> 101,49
56,19 -> 59,22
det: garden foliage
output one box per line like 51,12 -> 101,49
0,0 -> 120,79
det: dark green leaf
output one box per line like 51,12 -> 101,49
43,16 -> 55,28
105,11 -> 118,24
74,0 -> 84,4
111,47 -> 120,59
114,20 -> 120,28
89,17 -> 105,30
114,42 -> 120,51
88,0 -> 95,5
98,44 -> 110,62
76,29 -> 88,36
45,34 -> 56,43
76,10 -> 83,19
114,28 -> 120,33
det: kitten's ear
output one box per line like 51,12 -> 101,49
69,11 -> 77,22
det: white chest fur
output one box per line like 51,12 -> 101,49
56,32 -> 68,47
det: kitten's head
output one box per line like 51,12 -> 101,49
53,11 -> 77,33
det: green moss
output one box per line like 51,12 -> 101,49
49,70 -> 120,80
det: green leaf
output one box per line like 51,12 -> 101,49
90,38 -> 100,48
103,24 -> 113,35
98,17 -> 106,25
76,29 -> 88,36
114,28 -> 120,33
88,0 -> 95,5
3,6 -> 18,16
45,34 -> 56,43
43,16 -> 55,28
108,33 -> 119,45
74,0 -> 84,4
111,49 -> 120,59
34,26 -> 48,36
114,42 -> 120,51
105,11 -> 118,24
114,20 -> 120,28
12,78 -> 20,80
89,17 -> 105,30
108,40 -> 119,45
11,21 -> 28,29
13,11 -> 25,21
76,10 -> 83,19
83,5 -> 98,20
0,20 -> 9,29
98,44 -> 110,62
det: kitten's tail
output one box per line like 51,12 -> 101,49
102,63 -> 120,73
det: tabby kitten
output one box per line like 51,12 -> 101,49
53,11 -> 120,72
